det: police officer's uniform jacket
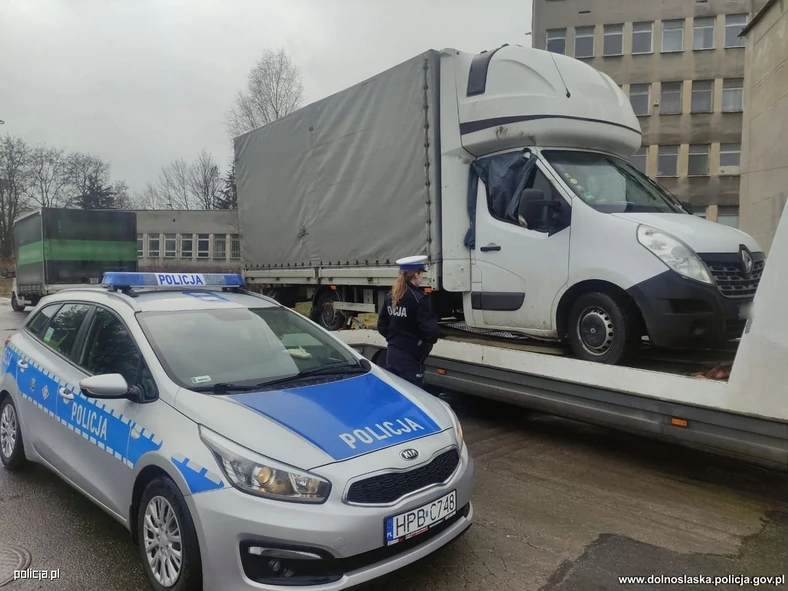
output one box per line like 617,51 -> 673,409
377,284 -> 440,361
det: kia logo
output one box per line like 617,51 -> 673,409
400,449 -> 419,461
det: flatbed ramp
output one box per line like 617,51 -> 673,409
337,330 -> 788,471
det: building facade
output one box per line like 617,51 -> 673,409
739,0 -> 788,253
134,209 -> 242,272
532,0 -> 769,227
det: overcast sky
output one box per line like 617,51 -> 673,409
1,0 -> 532,195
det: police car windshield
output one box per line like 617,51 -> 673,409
136,307 -> 364,391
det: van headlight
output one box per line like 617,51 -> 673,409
200,426 -> 330,503
637,225 -> 713,284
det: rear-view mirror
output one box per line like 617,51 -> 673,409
80,374 -> 130,399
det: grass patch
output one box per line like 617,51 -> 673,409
294,302 -> 377,328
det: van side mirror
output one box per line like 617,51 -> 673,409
518,189 -> 564,230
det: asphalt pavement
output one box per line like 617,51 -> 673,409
0,302 -> 786,590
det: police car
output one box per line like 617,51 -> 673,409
0,272 -> 474,591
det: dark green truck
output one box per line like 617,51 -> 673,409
11,208 -> 138,311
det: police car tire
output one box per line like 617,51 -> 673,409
0,397 -> 26,470
137,477 -> 203,591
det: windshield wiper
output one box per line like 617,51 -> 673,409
254,362 -> 368,389
190,382 -> 261,394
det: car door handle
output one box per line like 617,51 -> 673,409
17,359 -> 28,370
480,244 -> 502,252
58,388 -> 74,401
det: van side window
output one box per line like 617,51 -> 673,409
40,304 -> 91,358
26,304 -> 63,338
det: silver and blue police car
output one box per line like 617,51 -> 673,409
0,272 -> 474,591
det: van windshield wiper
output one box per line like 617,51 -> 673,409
254,362 -> 368,390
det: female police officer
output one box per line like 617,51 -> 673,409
376,255 -> 440,388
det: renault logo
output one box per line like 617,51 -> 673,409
400,449 -> 419,461
741,249 -> 753,276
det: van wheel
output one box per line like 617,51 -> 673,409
0,396 -> 27,470
10,293 -> 25,312
137,477 -> 203,591
567,291 -> 638,365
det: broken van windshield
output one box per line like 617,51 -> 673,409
542,150 -> 685,214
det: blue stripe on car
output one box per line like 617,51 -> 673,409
229,372 -> 442,461
4,344 -> 162,470
171,454 -> 224,493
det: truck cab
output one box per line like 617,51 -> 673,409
437,45 -> 764,363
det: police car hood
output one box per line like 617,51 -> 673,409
174,368 -> 453,470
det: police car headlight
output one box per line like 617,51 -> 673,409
200,426 -> 331,503
438,400 -> 464,449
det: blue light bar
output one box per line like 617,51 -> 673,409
101,272 -> 245,290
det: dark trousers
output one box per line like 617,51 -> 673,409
385,346 -> 425,388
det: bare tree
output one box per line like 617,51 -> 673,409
65,152 -> 111,206
24,145 -> 69,208
188,149 -> 223,209
0,136 -> 30,257
225,48 -> 304,138
140,150 -> 223,209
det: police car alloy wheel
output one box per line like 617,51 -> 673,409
0,397 -> 26,470
138,477 -> 202,591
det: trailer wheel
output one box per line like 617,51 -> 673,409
10,293 -> 25,313
313,291 -> 346,331
567,291 -> 638,365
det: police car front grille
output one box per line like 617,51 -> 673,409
346,449 -> 460,505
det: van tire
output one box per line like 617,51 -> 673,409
567,291 -> 639,365
137,477 -> 203,591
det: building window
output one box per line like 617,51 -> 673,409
213,234 -> 227,261
725,14 -> 747,48
722,78 -> 743,112
719,143 -> 741,170
693,17 -> 715,50
137,234 -> 144,257
717,208 -> 739,228
661,19 -> 684,53
574,26 -> 595,58
231,234 -> 241,260
197,234 -> 210,259
629,83 -> 650,116
660,82 -> 682,115
691,80 -> 713,112
688,145 -> 710,176
603,24 -> 623,56
657,146 -> 679,176
546,28 -> 566,54
180,234 -> 193,259
147,234 -> 160,258
632,21 -> 653,54
630,147 -> 647,174
163,234 -> 176,259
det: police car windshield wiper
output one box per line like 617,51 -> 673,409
190,382 -> 261,394
254,361 -> 367,389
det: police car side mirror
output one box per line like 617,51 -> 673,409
80,374 -> 131,399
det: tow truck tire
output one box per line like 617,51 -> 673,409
0,396 -> 27,470
137,477 -> 203,591
567,291 -> 639,365
10,293 -> 25,312
313,291 -> 346,331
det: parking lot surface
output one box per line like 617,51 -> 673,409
0,303 -> 786,590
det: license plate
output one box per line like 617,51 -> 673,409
384,490 -> 457,546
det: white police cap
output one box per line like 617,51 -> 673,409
396,255 -> 428,271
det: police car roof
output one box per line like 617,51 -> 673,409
44,272 -> 280,313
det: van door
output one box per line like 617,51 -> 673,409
471,158 -> 572,336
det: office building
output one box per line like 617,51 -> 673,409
532,0 -> 769,227
739,0 -> 788,253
